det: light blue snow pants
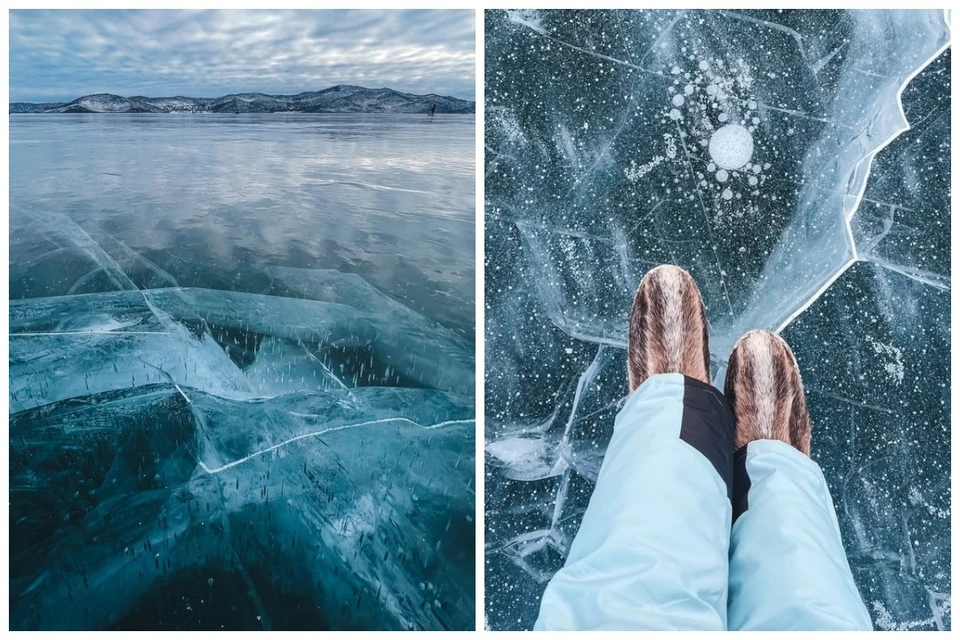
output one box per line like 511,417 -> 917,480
534,373 -> 872,631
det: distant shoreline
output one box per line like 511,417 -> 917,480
10,85 -> 476,115
9,112 -> 475,116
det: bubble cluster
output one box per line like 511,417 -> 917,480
662,55 -> 772,217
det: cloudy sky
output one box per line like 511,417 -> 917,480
9,9 -> 475,102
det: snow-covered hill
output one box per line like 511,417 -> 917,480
10,85 -> 475,114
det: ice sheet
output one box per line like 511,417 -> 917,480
9,114 -> 476,630
11,385 -> 474,630
484,9 -> 950,630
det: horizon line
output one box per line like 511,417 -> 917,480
11,84 -> 476,105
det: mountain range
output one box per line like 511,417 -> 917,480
9,85 -> 475,114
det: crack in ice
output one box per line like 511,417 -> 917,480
198,417 -> 474,475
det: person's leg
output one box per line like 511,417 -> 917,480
534,265 -> 734,631
725,331 -> 872,630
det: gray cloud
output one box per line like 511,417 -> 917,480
10,9 -> 476,102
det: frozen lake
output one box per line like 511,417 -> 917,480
10,113 -> 475,340
484,9 -> 950,631
9,113 -> 476,630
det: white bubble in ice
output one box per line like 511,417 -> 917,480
706,84 -> 718,96
716,169 -> 729,182
722,188 -> 733,200
718,112 -> 729,122
672,94 -> 685,107
672,65 -> 682,74
684,84 -> 694,95
708,124 -> 754,170
748,175 -> 759,186
748,100 -> 758,109
699,60 -> 709,70
707,162 -> 716,172
669,108 -> 682,120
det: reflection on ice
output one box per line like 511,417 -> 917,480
484,9 -> 950,631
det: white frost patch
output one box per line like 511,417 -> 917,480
865,334 -> 904,385
489,107 -> 527,146
332,493 -> 378,541
663,132 -> 677,159
557,235 -> 586,287
872,599 -> 948,631
486,436 -> 557,480
625,134 -> 676,182
709,123 -> 754,169
909,486 -> 923,504
908,486 -> 949,519
505,9 -> 547,34
626,157 -> 663,182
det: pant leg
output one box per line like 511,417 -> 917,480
534,373 -> 734,631
728,439 -> 873,630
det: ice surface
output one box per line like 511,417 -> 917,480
10,276 -> 476,630
11,386 -> 475,630
10,114 -> 475,630
484,9 -> 950,630
782,261 -> 950,631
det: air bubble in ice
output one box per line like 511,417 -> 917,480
708,124 -> 754,170
672,94 -> 685,107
